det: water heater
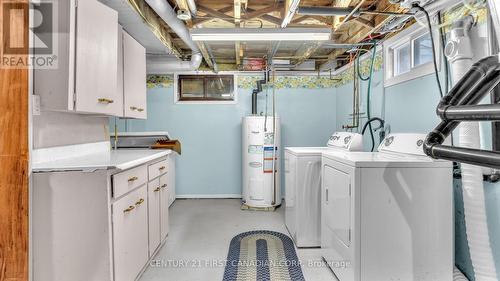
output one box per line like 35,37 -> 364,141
242,116 -> 281,208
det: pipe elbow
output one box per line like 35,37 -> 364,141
424,131 -> 445,158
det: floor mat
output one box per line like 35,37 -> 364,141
223,230 -> 305,281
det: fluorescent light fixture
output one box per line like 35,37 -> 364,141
191,28 -> 331,42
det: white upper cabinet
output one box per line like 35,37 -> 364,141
123,31 -> 147,119
34,0 -> 121,116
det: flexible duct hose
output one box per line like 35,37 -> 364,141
454,266 -> 470,281
447,19 -> 498,281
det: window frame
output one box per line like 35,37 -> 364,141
383,23 -> 440,87
174,72 -> 238,104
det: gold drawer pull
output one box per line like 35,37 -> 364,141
128,176 -> 138,182
159,166 -> 166,171
130,106 -> 137,111
137,108 -> 144,112
154,187 -> 161,192
161,184 -> 167,189
123,205 -> 135,213
135,198 -> 145,206
98,98 -> 114,104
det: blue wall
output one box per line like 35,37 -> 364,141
114,84 -> 336,197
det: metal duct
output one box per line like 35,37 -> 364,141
297,6 -> 359,16
144,0 -> 202,72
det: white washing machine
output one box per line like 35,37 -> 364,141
284,132 -> 363,248
321,133 -> 453,281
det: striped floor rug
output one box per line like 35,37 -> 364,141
223,230 -> 305,281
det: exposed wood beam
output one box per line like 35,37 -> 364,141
197,4 -> 235,24
353,17 -> 375,28
243,5 -> 281,21
245,7 -> 282,25
290,15 -> 331,26
332,0 -> 355,28
326,1 -> 405,63
197,42 -> 215,70
192,6 -> 233,26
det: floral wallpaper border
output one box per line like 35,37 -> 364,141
146,54 -> 382,90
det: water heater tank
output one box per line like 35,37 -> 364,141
242,116 -> 281,208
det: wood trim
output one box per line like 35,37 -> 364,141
0,0 -> 29,280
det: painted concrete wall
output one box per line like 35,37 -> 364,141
114,85 -> 336,197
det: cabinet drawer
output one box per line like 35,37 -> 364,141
112,185 -> 149,281
113,165 -> 147,198
148,159 -> 168,180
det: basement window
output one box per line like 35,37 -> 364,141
175,74 -> 237,104
384,24 -> 439,87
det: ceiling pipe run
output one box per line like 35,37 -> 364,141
144,0 -> 203,72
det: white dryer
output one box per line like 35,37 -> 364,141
284,132 -> 363,248
321,133 -> 453,281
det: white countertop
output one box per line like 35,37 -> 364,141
32,142 -> 172,172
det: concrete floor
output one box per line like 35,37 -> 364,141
139,199 -> 336,281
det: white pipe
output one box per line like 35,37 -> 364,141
145,0 -> 202,72
186,0 -> 197,17
446,19 -> 498,281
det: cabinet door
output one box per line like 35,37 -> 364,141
168,154 -> 176,206
123,31 -> 147,119
74,0 -> 121,115
148,179 -> 161,257
159,174 -> 170,241
112,185 -> 149,281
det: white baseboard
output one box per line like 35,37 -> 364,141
175,194 -> 243,199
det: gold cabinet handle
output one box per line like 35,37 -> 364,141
159,166 -> 166,171
161,184 -> 167,189
135,198 -> 145,206
130,106 -> 137,111
154,187 -> 161,192
98,98 -> 114,104
130,106 -> 144,112
137,108 -> 144,112
123,205 -> 135,213
128,176 -> 138,182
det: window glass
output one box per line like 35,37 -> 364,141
394,43 -> 411,75
180,79 -> 204,98
413,33 -> 433,67
206,77 -> 234,100
178,75 -> 235,101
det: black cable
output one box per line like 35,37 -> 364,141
361,117 -> 385,152
438,12 -> 449,94
414,4 -> 444,98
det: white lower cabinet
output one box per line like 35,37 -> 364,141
112,184 -> 149,281
33,154 -> 175,281
148,178 -> 162,257
159,174 -> 170,240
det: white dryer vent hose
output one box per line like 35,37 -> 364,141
447,18 -> 498,281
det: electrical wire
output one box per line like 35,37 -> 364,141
413,4 -> 444,98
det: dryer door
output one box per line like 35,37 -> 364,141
324,165 -> 351,247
